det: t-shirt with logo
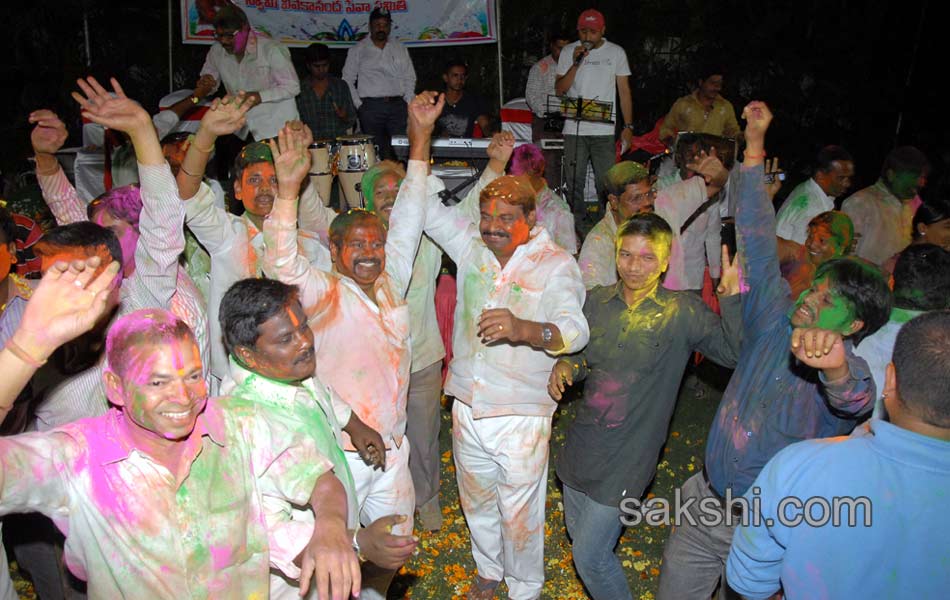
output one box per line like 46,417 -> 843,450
436,92 -> 490,138
556,38 -> 631,136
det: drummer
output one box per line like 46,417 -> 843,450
297,43 -> 357,140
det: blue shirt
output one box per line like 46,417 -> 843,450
704,165 -> 874,496
727,420 -> 950,599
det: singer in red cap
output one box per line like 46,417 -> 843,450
555,9 -> 634,232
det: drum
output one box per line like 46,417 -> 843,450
308,140 -> 334,207
336,135 -> 376,209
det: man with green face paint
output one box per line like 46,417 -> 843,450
842,145 -> 930,265
657,102 -> 893,599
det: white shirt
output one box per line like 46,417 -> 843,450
183,181 -> 332,380
423,202 -> 589,419
843,180 -> 917,266
200,32 -> 300,140
775,177 -> 835,244
556,39 -> 631,136
263,160 -> 428,448
525,55 -> 558,117
342,36 -> 416,108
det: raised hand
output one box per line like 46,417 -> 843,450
268,121 -> 312,200
686,147 -> 728,186
199,93 -> 253,138
408,91 -> 445,134
716,244 -> 742,296
72,76 -> 151,136
486,131 -> 516,164
14,257 -> 121,362
547,360 -> 574,401
740,101 -> 772,148
29,110 -> 69,156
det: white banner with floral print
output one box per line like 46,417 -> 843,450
182,0 -> 496,47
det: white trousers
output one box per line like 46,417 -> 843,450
452,402 -> 551,600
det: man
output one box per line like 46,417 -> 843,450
297,42 -> 357,140
578,154 -> 728,290
854,243 -> 950,418
727,310 -> 950,599
549,214 -> 742,600
525,30 -> 571,189
218,278 -> 418,598
555,8 -> 634,226
30,105 -> 211,391
658,64 -> 740,146
421,142 -> 589,597
775,145 -> 855,244
525,31 -> 571,141
843,146 -> 930,266
262,93 -> 436,600
200,4 -> 300,140
657,102 -> 892,599
174,97 -> 333,382
1,303 -> 358,599
342,7 -> 416,160
778,210 -> 855,298
436,59 -> 492,138
509,144 -> 577,253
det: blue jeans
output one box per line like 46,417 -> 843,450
563,484 -> 633,600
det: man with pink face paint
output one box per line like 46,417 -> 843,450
419,126 -> 589,599
199,4 -> 300,141
0,259 -> 362,599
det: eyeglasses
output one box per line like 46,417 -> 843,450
213,30 -> 239,41
622,188 -> 657,205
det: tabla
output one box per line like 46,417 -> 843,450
336,135 -> 376,209
308,140 -> 334,207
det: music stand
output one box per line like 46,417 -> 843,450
548,94 -> 614,213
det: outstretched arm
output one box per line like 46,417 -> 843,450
29,110 -> 87,224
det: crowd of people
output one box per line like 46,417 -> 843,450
0,4 -> 948,600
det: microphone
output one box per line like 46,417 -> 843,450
575,41 -> 594,66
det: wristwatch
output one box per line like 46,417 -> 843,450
624,124 -> 635,130
541,325 -> 553,344
352,529 -> 367,563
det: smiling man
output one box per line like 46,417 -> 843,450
549,213 -> 742,600
421,140 -> 589,598
0,308 -> 356,598
657,102 -> 893,599
778,210 -> 855,297
263,93 -> 436,600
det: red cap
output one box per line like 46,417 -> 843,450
577,9 -> 605,30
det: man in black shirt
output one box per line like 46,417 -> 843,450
435,59 -> 492,138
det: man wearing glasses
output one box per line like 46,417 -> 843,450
199,4 -> 300,141
578,156 -> 728,291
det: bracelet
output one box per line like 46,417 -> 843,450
179,164 -> 202,179
193,139 -> 215,154
4,338 -> 47,368
351,529 -> 367,563
744,151 -> 767,159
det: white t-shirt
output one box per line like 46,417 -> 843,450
556,38 -> 631,136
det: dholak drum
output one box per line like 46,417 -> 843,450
308,140 -> 334,206
336,135 -> 376,209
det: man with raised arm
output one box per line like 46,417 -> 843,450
420,126 -> 589,599
657,102 -> 893,599
173,96 -> 334,383
262,92 -> 437,600
0,258 -> 360,600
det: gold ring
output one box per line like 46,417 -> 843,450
498,325 -> 503,331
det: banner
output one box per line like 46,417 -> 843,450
182,0 -> 496,47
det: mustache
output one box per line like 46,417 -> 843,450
294,346 -> 315,364
481,230 -> 510,239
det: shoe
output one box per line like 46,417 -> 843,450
466,575 -> 500,600
418,497 -> 443,532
